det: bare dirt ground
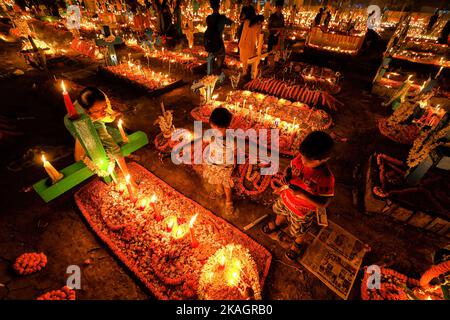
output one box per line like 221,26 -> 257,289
0,21 -> 447,300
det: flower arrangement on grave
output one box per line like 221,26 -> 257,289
36,286 -> 76,300
407,122 -> 450,168
13,252 -> 47,275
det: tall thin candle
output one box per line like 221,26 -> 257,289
125,174 -> 136,203
61,81 -> 78,119
117,119 -> 129,143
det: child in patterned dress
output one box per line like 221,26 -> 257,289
202,107 -> 236,215
263,131 -> 335,261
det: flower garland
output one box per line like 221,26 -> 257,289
419,260 -> 450,289
407,122 -> 450,168
13,252 -> 47,275
361,266 -> 420,300
82,154 -> 115,177
36,286 -> 76,300
237,162 -> 273,196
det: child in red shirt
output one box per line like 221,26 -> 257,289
262,131 -> 335,261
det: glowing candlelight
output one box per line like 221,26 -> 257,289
108,166 -> 117,183
41,155 -> 63,184
436,66 -> 443,78
116,182 -> 125,194
117,119 -> 129,143
189,213 -> 199,248
166,216 -> 177,233
138,198 -> 149,211
226,258 -> 242,287
61,81 -> 78,119
150,194 -> 163,221
125,174 -> 136,203
218,254 -> 226,270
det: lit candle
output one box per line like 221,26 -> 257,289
61,81 -> 78,119
436,66 -> 443,78
138,198 -> 149,211
117,119 -> 129,143
108,166 -> 118,184
150,194 -> 163,221
41,155 -> 63,184
189,213 -> 199,248
218,254 -> 226,270
166,216 -> 177,233
125,174 -> 136,203
116,182 -> 125,194
274,118 -> 280,127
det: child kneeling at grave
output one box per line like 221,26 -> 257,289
263,131 -> 335,261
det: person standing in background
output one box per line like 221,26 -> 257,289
204,0 -> 233,75
239,15 -> 264,76
313,7 -> 324,27
323,9 -> 332,29
236,0 -> 256,44
268,0 -> 285,52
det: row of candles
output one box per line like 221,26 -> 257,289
210,93 -> 303,135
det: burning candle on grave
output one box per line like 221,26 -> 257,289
226,260 -> 241,287
116,182 -> 125,194
41,154 -> 63,184
61,80 -> 78,119
218,254 -> 226,270
138,198 -> 149,211
117,119 -> 129,143
108,166 -> 118,184
274,118 -> 280,127
125,174 -> 136,203
166,216 -> 177,233
189,213 -> 199,248
150,194 -> 163,221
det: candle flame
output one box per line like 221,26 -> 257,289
118,119 -> 123,127
219,254 -> 226,266
167,217 -> 175,228
139,198 -> 148,209
150,194 -> 157,203
189,213 -> 198,228
61,80 -> 67,93
125,174 -> 131,183
41,154 -> 47,163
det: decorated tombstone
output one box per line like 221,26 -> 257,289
95,26 -> 123,65
66,4 -> 81,37
143,29 -> 156,51
406,112 -> 450,185
33,82 -> 148,202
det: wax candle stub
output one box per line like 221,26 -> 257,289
42,155 -> 64,184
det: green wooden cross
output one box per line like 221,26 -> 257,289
95,36 -> 123,66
